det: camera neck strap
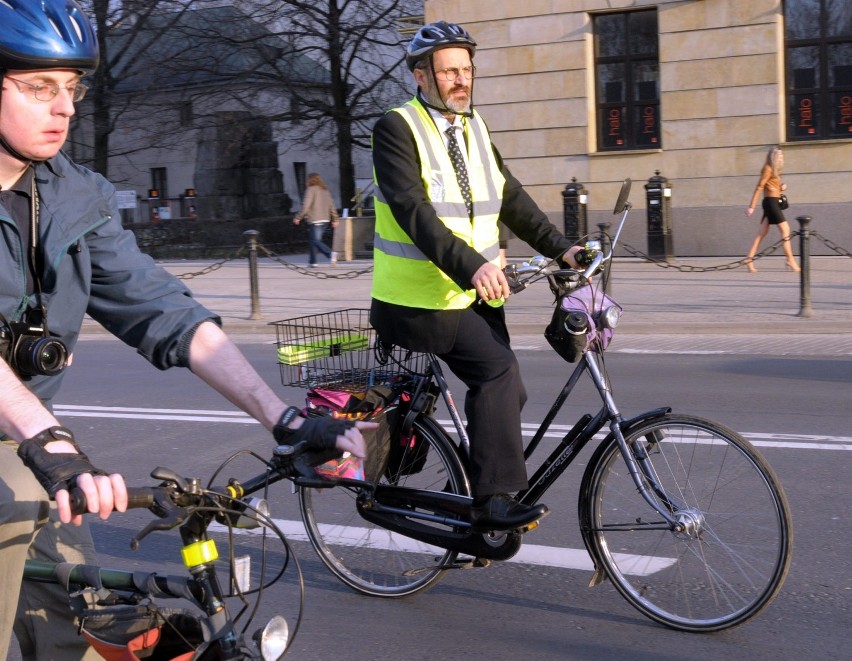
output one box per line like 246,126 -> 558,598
29,174 -> 49,330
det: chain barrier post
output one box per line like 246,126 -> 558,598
243,230 -> 262,320
796,216 -> 813,318
644,170 -> 674,262
562,177 -> 588,244
597,222 -> 612,295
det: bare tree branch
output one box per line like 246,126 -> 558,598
71,0 -> 421,206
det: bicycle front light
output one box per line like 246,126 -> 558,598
599,305 -> 621,329
256,615 -> 289,660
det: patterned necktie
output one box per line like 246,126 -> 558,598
445,126 -> 472,218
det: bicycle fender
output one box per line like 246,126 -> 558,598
617,407 -> 671,435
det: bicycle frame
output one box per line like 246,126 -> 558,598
389,177 -> 688,533
423,347 -> 684,532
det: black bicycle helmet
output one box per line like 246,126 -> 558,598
406,20 -> 476,71
0,0 -> 99,73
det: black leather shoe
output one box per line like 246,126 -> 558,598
469,493 -> 549,530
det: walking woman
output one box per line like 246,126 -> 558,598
744,146 -> 800,273
294,173 -> 338,267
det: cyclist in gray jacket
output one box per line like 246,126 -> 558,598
0,2 -> 367,659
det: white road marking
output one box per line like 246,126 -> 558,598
211,519 -> 675,575
53,406 -> 852,449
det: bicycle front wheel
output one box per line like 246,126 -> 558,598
299,415 -> 470,597
580,414 -> 792,632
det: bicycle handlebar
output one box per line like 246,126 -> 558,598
66,440 -> 324,549
69,486 -> 156,515
503,262 -> 587,296
503,178 -> 633,296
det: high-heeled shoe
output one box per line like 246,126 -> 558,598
746,261 -> 757,273
786,261 -> 801,273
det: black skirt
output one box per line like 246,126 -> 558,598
762,196 -> 786,225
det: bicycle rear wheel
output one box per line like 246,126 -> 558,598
580,414 -> 792,632
299,415 -> 470,597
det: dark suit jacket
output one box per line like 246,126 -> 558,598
370,104 -> 572,354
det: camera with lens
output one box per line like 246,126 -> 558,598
0,316 -> 68,377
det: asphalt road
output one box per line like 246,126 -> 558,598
8,338 -> 849,661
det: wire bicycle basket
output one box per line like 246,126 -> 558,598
272,308 -> 428,393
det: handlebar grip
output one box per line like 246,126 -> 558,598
69,486 -> 155,516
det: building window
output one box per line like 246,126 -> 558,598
785,0 -> 852,140
593,9 -> 660,151
151,167 -> 168,199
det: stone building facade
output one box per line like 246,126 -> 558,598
423,0 -> 851,256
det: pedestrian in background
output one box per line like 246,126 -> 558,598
293,172 -> 339,267
744,146 -> 800,273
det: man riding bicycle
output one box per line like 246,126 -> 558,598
0,2 -> 366,659
370,20 -> 579,530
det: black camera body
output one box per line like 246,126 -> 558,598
0,319 -> 69,377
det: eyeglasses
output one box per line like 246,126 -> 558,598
4,75 -> 88,103
434,65 -> 476,82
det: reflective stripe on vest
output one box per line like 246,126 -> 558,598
372,97 -> 506,310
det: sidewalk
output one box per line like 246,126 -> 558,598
83,254 -> 852,355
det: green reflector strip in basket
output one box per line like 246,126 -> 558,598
277,333 -> 370,365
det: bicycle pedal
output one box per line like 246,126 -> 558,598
449,557 -> 492,570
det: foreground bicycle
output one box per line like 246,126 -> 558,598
273,179 -> 793,633
23,457 -> 311,660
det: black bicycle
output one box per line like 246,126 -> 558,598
22,449 -> 322,660
272,179 -> 793,633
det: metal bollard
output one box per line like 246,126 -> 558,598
597,222 -> 612,295
796,216 -> 812,318
243,230 -> 262,320
562,178 -> 588,244
644,170 -> 674,262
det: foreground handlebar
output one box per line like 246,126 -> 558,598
69,480 -> 202,550
69,486 -> 156,517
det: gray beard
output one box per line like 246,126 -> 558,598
423,86 -> 470,115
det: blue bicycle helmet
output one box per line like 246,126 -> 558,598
0,0 -> 99,73
406,21 -> 476,71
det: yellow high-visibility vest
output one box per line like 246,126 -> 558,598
372,97 -> 505,309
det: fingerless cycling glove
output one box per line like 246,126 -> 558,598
273,407 -> 355,453
17,426 -> 107,496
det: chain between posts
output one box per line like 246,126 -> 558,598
620,231 -> 852,270
165,231 -> 851,281
173,248 -> 247,279
810,230 -> 852,258
620,239 -> 784,270
256,244 -> 374,279
165,244 -> 374,281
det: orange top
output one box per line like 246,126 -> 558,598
749,164 -> 782,209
